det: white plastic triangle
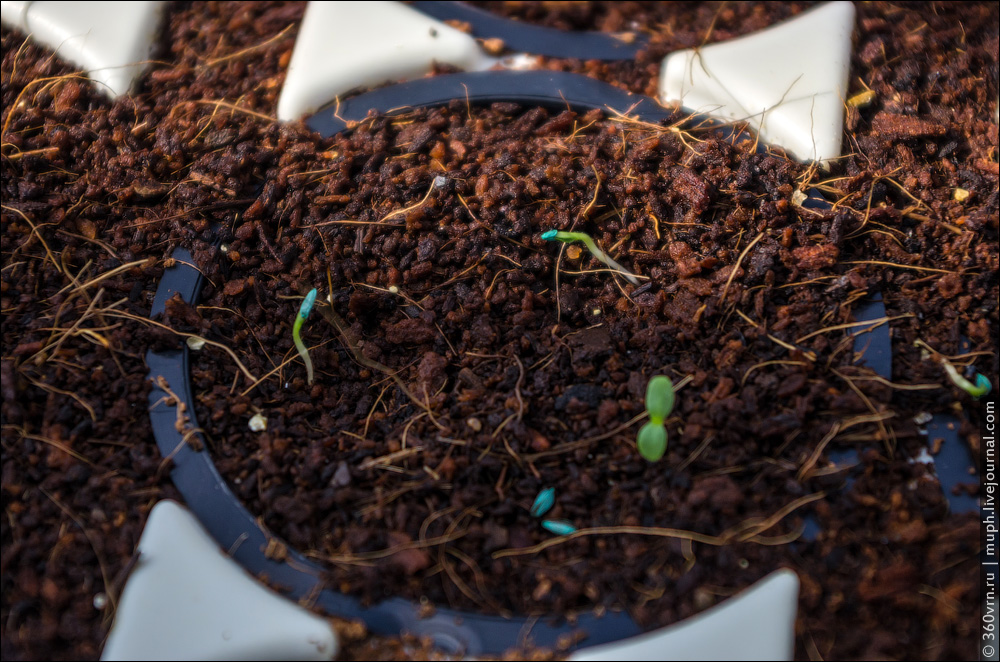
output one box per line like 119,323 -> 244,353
570,569 -> 800,661
1,1 -> 166,97
101,500 -> 337,661
277,1 -> 490,122
659,2 -> 856,165
0,1 -> 32,28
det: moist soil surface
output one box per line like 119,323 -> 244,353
2,2 -> 998,661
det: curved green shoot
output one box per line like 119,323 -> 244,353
541,230 -> 640,285
293,288 -> 318,384
942,360 -> 992,399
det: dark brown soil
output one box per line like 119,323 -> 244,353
2,2 -> 997,660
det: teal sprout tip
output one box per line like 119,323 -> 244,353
530,488 -> 556,518
973,373 -> 992,398
541,519 -> 578,536
541,230 -> 559,241
293,288 -> 318,385
299,288 -> 317,319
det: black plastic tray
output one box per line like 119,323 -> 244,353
146,70 -> 976,656
411,0 -> 647,60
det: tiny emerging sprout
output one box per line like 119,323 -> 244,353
942,360 -> 992,399
637,376 -> 675,462
541,230 -> 640,285
293,288 -> 318,385
530,488 -> 555,518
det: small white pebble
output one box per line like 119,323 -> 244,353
433,175 -> 448,188
249,413 -> 267,432
93,593 -> 108,609
953,188 -> 970,202
219,243 -> 229,253
791,189 -> 808,206
186,336 -> 206,351
388,285 -> 399,294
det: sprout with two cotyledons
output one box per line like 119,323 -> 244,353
637,375 -> 675,462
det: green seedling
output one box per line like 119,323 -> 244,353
637,375 -> 675,462
293,288 -> 318,384
541,230 -> 640,285
942,360 -> 992,399
530,488 -> 555,518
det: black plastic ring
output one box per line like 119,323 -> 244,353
411,0 -> 647,60
147,251 -> 641,655
307,70 -> 673,136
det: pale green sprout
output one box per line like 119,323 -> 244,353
293,288 -> 318,384
637,376 -> 675,462
541,230 -> 640,285
942,360 -> 992,399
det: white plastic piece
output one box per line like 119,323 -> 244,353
1,1 -> 165,97
570,569 -> 799,662
0,1 -> 32,28
101,500 -> 337,661
278,1 -> 492,122
659,2 -> 856,165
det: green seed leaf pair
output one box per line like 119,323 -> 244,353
638,376 -> 675,462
